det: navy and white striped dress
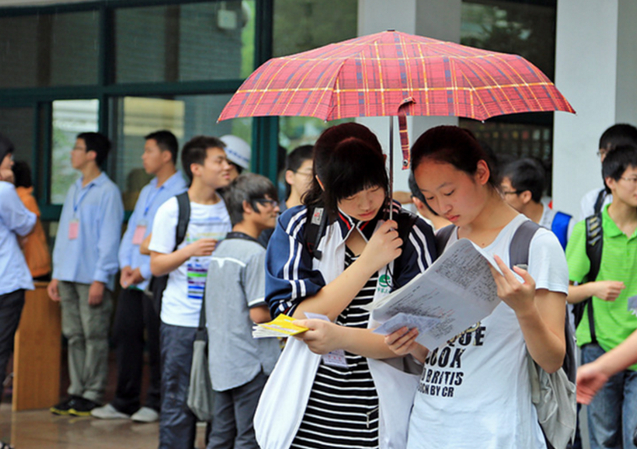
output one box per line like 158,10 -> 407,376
291,247 -> 380,449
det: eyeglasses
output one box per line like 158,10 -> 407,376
501,190 -> 521,195
293,170 -> 313,178
620,176 -> 637,185
597,149 -> 609,158
253,198 -> 278,207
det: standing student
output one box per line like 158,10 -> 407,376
48,132 -> 124,416
500,157 -> 574,249
580,124 -> 637,220
387,125 -> 569,448
259,123 -> 437,449
282,144 -> 313,212
91,130 -> 187,423
205,173 -> 281,449
566,145 -> 637,449
149,136 -> 232,449
0,134 -> 36,396
258,144 -> 313,247
0,134 -> 36,449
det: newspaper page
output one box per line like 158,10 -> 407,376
370,238 -> 501,350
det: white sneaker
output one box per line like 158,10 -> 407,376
131,406 -> 159,423
91,403 -> 131,420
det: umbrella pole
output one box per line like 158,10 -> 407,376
389,116 -> 394,222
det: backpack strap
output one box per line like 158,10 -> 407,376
304,204 -> 328,261
509,220 -> 541,270
593,189 -> 607,215
583,213 -> 603,344
391,210 -> 420,288
435,224 -> 456,255
551,211 -> 572,250
175,191 -> 191,248
510,219 -> 577,384
150,191 -> 191,315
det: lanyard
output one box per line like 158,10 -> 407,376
73,183 -> 95,214
143,184 -> 165,217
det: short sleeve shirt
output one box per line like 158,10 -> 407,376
566,204 -> 637,368
149,196 -> 231,327
205,236 -> 280,391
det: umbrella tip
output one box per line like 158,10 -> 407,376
387,29 -> 395,32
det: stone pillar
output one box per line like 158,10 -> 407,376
553,0 -> 637,217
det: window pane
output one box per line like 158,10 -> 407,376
0,107 -> 34,169
51,99 -> 99,204
273,0 -> 357,57
115,1 -> 255,84
460,0 -> 556,177
0,11 -> 99,88
110,95 -> 252,210
461,1 -> 556,80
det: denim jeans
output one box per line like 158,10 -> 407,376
159,322 -> 198,449
581,343 -> 637,449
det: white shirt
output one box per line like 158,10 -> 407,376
408,214 -> 569,449
579,187 -> 612,221
149,196 -> 231,327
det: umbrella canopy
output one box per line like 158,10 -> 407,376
219,30 -> 575,123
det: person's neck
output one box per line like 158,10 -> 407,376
459,189 -> 518,246
232,221 -> 265,240
155,164 -> 177,188
607,199 -> 637,236
522,201 -> 544,224
286,190 -> 302,209
80,164 -> 101,187
188,182 -> 220,205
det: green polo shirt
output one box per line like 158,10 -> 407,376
565,205 -> 637,370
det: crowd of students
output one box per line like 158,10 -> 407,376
1,120 -> 636,449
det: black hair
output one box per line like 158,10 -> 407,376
304,123 -> 388,219
12,160 -> 32,188
408,171 -> 438,216
286,144 -> 313,172
284,144 -> 313,200
0,132 -> 14,163
602,144 -> 637,193
145,130 -> 179,163
599,124 -> 637,151
181,135 -> 225,183
77,132 -> 111,166
501,157 -> 546,203
411,125 -> 498,189
223,173 -> 278,226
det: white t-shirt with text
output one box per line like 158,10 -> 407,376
149,196 -> 231,327
408,214 -> 569,449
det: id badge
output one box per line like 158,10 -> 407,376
322,349 -> 349,368
132,223 -> 147,245
186,261 -> 207,301
68,219 -> 80,240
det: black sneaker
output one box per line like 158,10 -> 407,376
50,396 -> 78,415
69,397 -> 101,417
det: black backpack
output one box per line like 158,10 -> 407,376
571,213 -> 603,343
303,203 -> 419,289
148,191 -> 190,314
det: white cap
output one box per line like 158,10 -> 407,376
220,135 -> 251,170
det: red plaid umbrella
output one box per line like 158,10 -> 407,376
219,30 -> 574,169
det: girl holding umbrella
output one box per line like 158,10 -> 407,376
257,122 -> 437,449
387,125 -> 569,448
